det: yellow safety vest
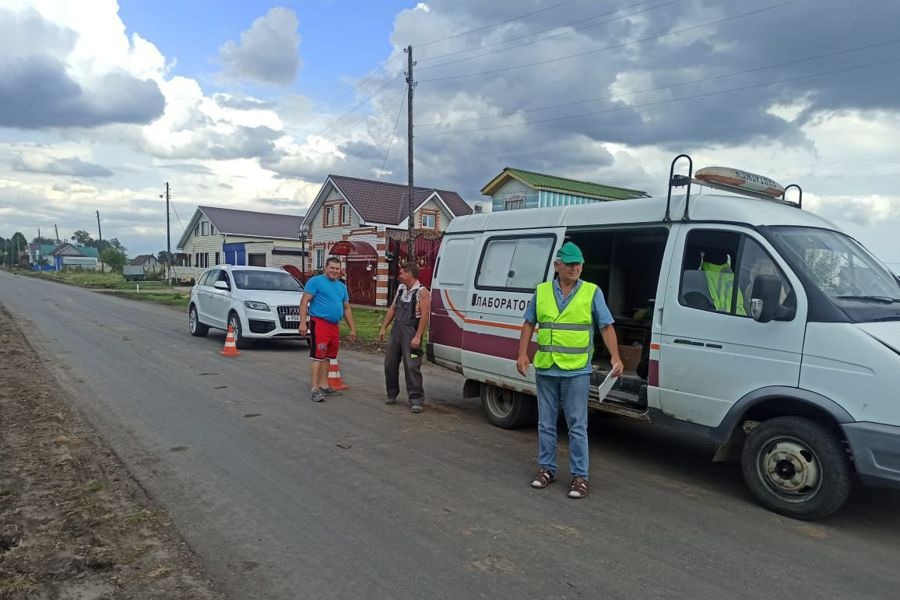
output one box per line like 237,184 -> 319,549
701,262 -> 746,315
534,280 -> 596,370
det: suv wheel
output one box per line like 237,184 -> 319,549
189,304 -> 209,337
228,313 -> 246,349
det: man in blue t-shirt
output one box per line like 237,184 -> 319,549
299,256 -> 357,403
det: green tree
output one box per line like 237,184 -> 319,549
71,230 -> 94,246
100,247 -> 126,272
11,232 -> 27,267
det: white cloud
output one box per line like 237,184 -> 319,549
219,7 -> 301,86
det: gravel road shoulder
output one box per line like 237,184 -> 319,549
0,303 -> 225,600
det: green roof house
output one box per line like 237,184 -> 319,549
481,167 -> 649,212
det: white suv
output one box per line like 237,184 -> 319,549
188,265 -> 306,348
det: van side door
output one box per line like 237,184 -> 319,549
430,235 -> 477,372
657,225 -> 807,427
463,231 -> 560,389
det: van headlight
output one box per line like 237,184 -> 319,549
243,300 -> 271,311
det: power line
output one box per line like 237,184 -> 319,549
418,0 -> 680,68
303,2 -> 593,128
416,36 -> 900,129
412,0 -> 583,48
417,55 -> 900,137
378,92 -> 407,179
309,2 -> 591,129
305,73 -> 404,140
419,1 -> 795,83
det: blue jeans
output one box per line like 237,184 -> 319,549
535,373 -> 591,479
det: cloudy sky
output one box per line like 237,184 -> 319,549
0,0 -> 898,266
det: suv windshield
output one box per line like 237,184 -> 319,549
232,270 -> 303,292
771,227 -> 900,311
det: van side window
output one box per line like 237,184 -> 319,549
437,238 -> 474,285
476,235 -> 555,291
679,230 -> 792,319
680,230 -> 742,314
735,237 -> 794,319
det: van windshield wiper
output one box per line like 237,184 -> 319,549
834,295 -> 900,304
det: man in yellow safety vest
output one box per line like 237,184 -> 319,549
516,242 -> 623,499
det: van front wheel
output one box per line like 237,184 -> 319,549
740,416 -> 853,520
481,384 -> 536,429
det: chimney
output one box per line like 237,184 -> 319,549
473,203 -> 484,213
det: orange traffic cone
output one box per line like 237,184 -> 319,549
327,358 -> 349,391
220,325 -> 241,357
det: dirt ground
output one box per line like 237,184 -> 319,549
0,304 -> 225,600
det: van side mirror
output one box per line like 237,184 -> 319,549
750,274 -> 782,323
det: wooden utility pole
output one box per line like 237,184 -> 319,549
96,210 -> 104,272
165,182 -> 171,256
54,224 -> 60,245
405,45 -> 416,262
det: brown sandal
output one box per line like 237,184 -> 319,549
530,469 -> 555,489
568,477 -> 588,499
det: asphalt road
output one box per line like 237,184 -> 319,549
2,269 -> 899,600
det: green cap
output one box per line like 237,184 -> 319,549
556,242 -> 584,264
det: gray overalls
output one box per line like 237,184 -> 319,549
384,283 -> 424,406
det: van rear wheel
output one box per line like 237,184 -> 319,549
740,416 -> 853,520
481,384 -> 537,429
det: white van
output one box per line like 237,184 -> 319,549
427,156 -> 900,520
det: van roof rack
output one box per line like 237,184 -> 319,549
665,154 -> 803,221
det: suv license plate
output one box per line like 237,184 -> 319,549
284,315 -> 300,322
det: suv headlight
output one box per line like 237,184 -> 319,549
244,300 -> 271,311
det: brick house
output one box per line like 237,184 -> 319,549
301,175 -> 472,306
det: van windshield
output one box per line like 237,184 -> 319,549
770,227 -> 900,311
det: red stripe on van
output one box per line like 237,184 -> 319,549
649,359 -> 659,387
430,291 -> 462,347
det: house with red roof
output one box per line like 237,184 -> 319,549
301,175 -> 472,306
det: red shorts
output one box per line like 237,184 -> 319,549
308,317 -> 340,361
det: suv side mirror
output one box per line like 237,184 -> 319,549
750,274 -> 782,323
214,280 -> 229,291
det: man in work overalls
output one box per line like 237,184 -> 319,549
380,263 -> 431,413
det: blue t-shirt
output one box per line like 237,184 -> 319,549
523,279 -> 615,377
303,274 -> 349,324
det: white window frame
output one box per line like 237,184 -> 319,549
421,213 -> 436,229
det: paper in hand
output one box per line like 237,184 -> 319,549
596,371 -> 619,403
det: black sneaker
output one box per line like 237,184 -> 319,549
310,388 -> 325,403
385,397 -> 397,405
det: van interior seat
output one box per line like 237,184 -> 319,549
681,270 -> 716,311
